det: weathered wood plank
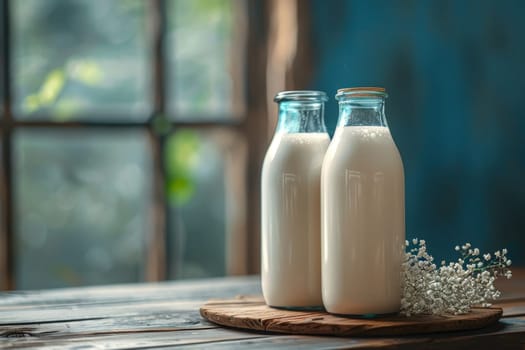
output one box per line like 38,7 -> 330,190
0,328 -> 269,349
0,300 -> 204,324
0,309 -> 216,336
0,276 -> 261,308
495,299 -> 525,317
1,317 -> 525,350
178,325 -> 525,350
178,335 -> 432,349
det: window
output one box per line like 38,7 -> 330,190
0,0 -> 268,290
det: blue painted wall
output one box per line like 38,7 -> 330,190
309,0 -> 525,264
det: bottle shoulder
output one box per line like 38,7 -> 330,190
323,126 -> 404,171
263,133 -> 329,171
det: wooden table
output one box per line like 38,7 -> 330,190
1,270 -> 524,349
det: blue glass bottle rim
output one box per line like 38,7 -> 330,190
274,90 -> 328,103
336,87 -> 388,100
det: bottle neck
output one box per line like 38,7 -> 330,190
337,97 -> 388,128
276,101 -> 327,133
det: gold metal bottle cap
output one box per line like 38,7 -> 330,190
337,87 -> 385,93
336,87 -> 387,99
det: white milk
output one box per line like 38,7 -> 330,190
262,132 -> 330,307
321,126 -> 405,315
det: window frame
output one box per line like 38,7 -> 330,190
0,0 -> 270,290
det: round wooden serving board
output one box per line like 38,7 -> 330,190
200,296 -> 502,337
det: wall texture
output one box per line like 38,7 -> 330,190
310,0 -> 525,264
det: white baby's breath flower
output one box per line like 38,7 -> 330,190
401,239 -> 512,317
455,245 -> 460,251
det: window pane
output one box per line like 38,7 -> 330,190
166,129 -> 247,278
15,130 -> 152,289
166,0 -> 245,119
12,0 -> 150,121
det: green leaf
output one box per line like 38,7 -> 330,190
165,130 -> 201,177
165,130 -> 201,206
68,60 -> 103,86
167,177 -> 196,206
38,68 -> 65,105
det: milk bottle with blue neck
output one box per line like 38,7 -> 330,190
261,91 -> 329,308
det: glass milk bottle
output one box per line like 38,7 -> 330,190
261,91 -> 329,308
321,87 -> 405,315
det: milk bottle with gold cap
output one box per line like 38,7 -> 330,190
321,87 -> 405,315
